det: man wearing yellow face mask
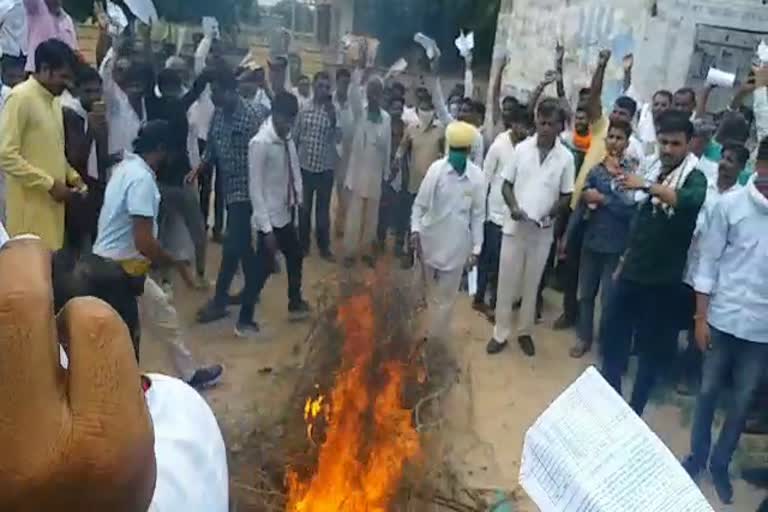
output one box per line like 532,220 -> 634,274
411,121 -> 485,343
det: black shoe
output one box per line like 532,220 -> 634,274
187,364 -> 223,390
289,299 -> 311,321
681,455 -> 704,481
553,313 -> 576,330
710,466 -> 733,504
518,335 -> 536,357
486,338 -> 508,355
196,301 -> 229,324
319,249 -> 336,263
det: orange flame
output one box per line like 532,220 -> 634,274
286,292 -> 421,511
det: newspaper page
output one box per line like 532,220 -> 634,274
519,367 -> 714,512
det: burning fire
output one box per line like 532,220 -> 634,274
286,292 -> 421,511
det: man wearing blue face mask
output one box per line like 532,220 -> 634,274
411,121 -> 485,343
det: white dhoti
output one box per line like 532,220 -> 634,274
343,190 -> 380,258
424,265 -> 464,342
493,224 -> 553,342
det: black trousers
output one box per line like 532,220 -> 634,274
198,139 -> 224,236
299,168 -> 334,253
476,221 -> 502,307
253,222 -> 304,304
377,182 -> 398,244
52,250 -> 144,362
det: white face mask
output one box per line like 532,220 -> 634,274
418,109 -> 434,127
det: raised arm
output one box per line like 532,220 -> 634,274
555,42 -> 566,99
527,71 -> 557,117
622,54 -> 633,95
587,49 -> 611,122
194,34 -> 213,77
464,54 -> 474,99
754,66 -> 768,143
349,67 -> 365,123
696,84 -> 716,119
430,65 -> 453,125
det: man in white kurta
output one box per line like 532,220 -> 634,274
343,68 -> 391,264
487,100 -> 575,357
411,121 -> 485,342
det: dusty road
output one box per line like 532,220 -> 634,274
140,241 -> 765,511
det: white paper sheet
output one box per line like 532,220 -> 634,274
519,367 -> 714,512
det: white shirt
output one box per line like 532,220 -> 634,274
248,117 -> 302,233
483,130 -> 516,226
683,180 -> 740,286
501,135 -> 576,235
411,157 -> 485,271
334,96 -> 355,172
145,374 -> 228,512
693,181 -> 768,343
402,105 -> 419,128
60,93 -> 99,179
0,0 -> 26,57
100,48 -> 146,154
292,87 -> 312,111
344,69 -> 391,200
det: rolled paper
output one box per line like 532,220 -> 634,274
706,67 -> 736,88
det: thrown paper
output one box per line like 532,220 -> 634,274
520,367 -> 714,512
758,40 -> 768,65
455,31 -> 474,59
123,0 -> 158,25
414,32 -> 441,61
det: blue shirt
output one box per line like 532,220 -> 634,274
575,161 -> 637,255
693,182 -> 768,343
93,153 -> 160,262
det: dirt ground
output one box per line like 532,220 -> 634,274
139,241 -> 765,511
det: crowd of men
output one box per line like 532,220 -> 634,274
0,0 -> 768,508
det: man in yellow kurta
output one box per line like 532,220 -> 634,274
0,39 -> 84,250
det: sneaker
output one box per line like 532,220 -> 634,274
569,340 -> 591,359
289,299 -> 311,321
553,313 -> 576,330
518,335 -> 536,357
196,301 -> 229,324
486,338 -> 508,355
710,465 -> 734,504
681,455 -> 704,481
234,321 -> 266,340
187,364 -> 223,390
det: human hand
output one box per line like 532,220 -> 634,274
410,233 -> 422,259
94,1 -> 109,31
510,207 -> 530,222
622,53 -> 634,71
694,317 -> 711,352
616,172 -> 646,191
185,166 -> 201,185
49,180 -> 73,203
598,49 -> 612,67
0,239 -> 156,511
582,188 -> 605,206
543,70 -> 560,85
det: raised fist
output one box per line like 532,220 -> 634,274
598,49 -> 612,66
0,239 -> 156,512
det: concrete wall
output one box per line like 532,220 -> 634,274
491,0 -> 767,106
